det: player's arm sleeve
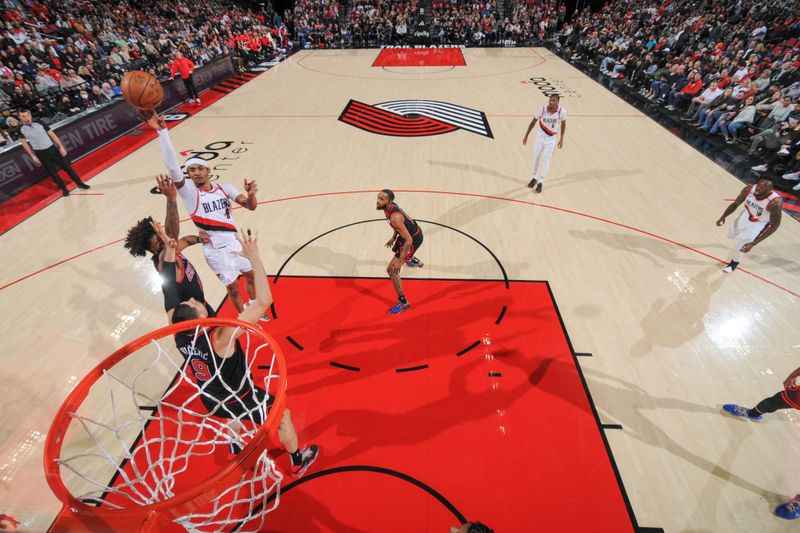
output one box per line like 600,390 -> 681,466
161,259 -> 181,312
221,182 -> 242,201
157,128 -> 196,204
158,128 -> 185,183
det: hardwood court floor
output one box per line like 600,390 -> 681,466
1,48 -> 799,532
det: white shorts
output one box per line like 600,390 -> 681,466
535,132 -> 557,148
728,216 -> 766,244
204,239 -> 253,287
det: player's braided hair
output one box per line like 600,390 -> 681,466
468,522 -> 494,533
381,189 -> 395,201
124,216 -> 156,257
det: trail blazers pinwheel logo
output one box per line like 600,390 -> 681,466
338,99 -> 493,138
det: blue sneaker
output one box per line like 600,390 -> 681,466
405,258 -> 423,268
776,494 -> 800,520
388,302 -> 410,315
722,404 -> 762,420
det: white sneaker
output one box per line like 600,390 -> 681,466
777,148 -> 790,156
793,182 -> 800,191
751,164 -> 768,172
783,172 -> 800,181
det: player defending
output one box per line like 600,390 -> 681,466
377,189 -> 423,315
522,94 -> 567,193
125,175 -> 214,318
154,222 -> 319,476
715,178 -> 782,273
148,113 -> 263,317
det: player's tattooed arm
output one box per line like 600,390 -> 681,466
716,185 -> 748,225
157,175 -> 181,239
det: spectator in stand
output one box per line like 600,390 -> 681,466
682,81 -> 723,121
666,71 -> 703,111
170,51 -> 199,105
720,95 -> 757,144
100,83 -> 116,101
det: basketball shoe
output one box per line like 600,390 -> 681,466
527,177 -> 538,189
406,257 -> 424,268
722,404 -> 762,420
388,302 -> 410,315
776,494 -> 800,520
722,260 -> 739,273
292,444 -> 319,478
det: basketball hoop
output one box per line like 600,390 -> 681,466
44,318 -> 287,532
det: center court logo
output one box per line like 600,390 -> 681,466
338,99 -> 493,138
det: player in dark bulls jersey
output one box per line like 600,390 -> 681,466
377,189 -> 424,315
125,175 -> 214,317
721,363 -> 800,519
153,222 -> 319,477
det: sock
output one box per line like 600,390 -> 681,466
398,294 -> 408,305
290,449 -> 303,465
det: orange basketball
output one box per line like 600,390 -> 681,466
120,70 -> 163,110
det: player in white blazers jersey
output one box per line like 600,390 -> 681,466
523,94 -> 567,193
716,178 -> 782,273
148,113 -> 263,314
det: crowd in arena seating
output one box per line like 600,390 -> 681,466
558,0 -> 800,188
289,0 -> 562,49
0,0 -> 290,138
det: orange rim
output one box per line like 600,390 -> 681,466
44,317 -> 287,525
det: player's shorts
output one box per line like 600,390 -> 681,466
204,239 -> 253,287
781,386 -> 800,410
201,386 -> 272,425
728,216 -> 767,244
393,231 -> 424,261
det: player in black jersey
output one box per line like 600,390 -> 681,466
376,189 -> 424,315
153,222 -> 319,477
124,175 -> 215,316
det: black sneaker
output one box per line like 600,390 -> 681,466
527,178 -> 538,189
61,189 -> 69,197
292,444 -> 319,478
722,260 -> 739,273
535,182 -> 543,193
76,182 -> 90,190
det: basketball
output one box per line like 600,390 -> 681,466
120,70 -> 163,110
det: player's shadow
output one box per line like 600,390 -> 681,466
272,243 -> 385,277
262,488 -> 370,533
529,356 -> 784,509
630,265 -> 725,356
59,191 -> 98,244
287,294 -> 552,398
581,367 -> 787,513
544,168 -> 643,191
301,354 -> 534,467
427,158 -> 523,186
567,228 -> 709,267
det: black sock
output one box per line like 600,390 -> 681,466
746,407 -> 760,418
398,294 -> 408,305
290,449 -> 303,465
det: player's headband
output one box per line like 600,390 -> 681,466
185,157 -> 210,169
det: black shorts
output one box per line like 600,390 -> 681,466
201,386 -> 271,424
392,232 -> 423,261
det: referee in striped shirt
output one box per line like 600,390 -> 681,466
18,109 -> 89,196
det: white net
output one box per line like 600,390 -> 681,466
53,322 -> 284,532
